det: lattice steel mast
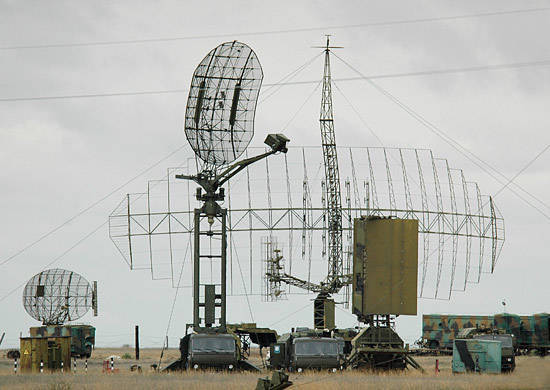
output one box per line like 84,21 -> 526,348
320,35 -> 344,293
259,37 -> 348,329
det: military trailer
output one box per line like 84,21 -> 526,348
30,325 -> 95,358
422,313 -> 549,355
494,313 -> 549,356
457,328 -> 515,372
422,315 -> 493,350
267,328 -> 346,372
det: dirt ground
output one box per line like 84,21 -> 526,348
0,348 -> 549,389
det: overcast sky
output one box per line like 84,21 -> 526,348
1,0 -> 549,349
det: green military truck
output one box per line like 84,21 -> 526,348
165,329 -> 261,372
29,325 -> 95,358
165,332 -> 244,371
456,328 -> 515,372
182,333 -> 242,370
267,328 -> 348,372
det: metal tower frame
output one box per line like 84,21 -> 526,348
177,135 -> 289,331
319,35 -> 344,293
260,36 -> 347,329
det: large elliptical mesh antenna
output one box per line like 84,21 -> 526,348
175,41 -> 288,331
110,146 -> 504,297
185,41 -> 263,172
22,268 -> 98,325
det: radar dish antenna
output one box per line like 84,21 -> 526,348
22,268 -> 98,325
184,41 -> 263,171
175,41 -> 288,332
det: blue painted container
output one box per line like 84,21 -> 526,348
452,339 -> 502,373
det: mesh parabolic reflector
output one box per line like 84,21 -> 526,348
184,41 -> 263,168
23,268 -> 93,325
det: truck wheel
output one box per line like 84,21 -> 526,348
7,350 -> 20,359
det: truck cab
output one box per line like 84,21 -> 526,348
182,333 -> 239,370
291,337 -> 344,371
268,329 -> 345,372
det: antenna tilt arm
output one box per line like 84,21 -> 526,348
216,150 -> 275,188
176,133 -> 289,198
267,272 -> 325,293
217,133 -> 290,187
268,271 -> 352,294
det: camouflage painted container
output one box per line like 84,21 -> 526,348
532,313 -> 549,352
29,325 -> 95,358
422,315 -> 493,349
494,313 -> 549,353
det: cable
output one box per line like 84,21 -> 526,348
335,303 -> 359,322
2,58 -> 549,103
260,52 -> 323,104
282,80 -> 322,130
422,143 -> 550,292
335,59 -> 550,81
0,156 -> 193,304
372,81 -> 550,217
2,6 -> 549,50
267,302 -> 311,328
163,237 -> 190,337
0,221 -> 106,304
159,236 -> 191,368
332,52 -> 550,220
230,235 -> 255,323
332,80 -> 384,146
491,143 -> 550,200
0,144 -> 188,269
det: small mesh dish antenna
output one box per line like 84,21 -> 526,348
22,268 -> 96,325
184,41 -> 263,168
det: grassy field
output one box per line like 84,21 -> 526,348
0,348 -> 549,389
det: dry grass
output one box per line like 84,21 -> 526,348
0,348 -> 549,389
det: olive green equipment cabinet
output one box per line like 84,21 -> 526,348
19,336 -> 71,373
352,217 -> 418,318
346,217 -> 422,371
